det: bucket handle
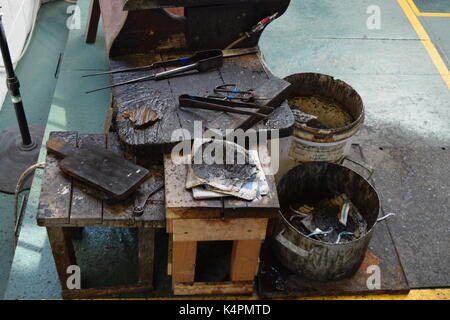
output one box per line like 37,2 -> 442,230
342,156 -> 374,180
275,229 -> 312,257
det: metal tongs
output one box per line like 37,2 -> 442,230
86,49 -> 223,94
178,94 -> 273,118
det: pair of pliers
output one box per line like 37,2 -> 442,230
209,84 -> 266,102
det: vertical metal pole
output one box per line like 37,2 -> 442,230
0,14 -> 33,147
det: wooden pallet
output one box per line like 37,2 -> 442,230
164,145 -> 279,295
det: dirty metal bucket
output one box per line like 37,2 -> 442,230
272,162 -> 380,281
284,73 -> 365,163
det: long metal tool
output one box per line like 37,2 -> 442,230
83,47 -> 258,77
179,94 -> 271,117
86,49 -> 223,94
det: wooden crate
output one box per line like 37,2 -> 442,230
164,145 -> 279,295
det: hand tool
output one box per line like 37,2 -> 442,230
46,137 -> 149,200
133,182 -> 165,217
86,49 -> 223,94
209,84 -> 269,102
179,94 -> 272,117
83,47 -> 257,77
225,12 -> 279,50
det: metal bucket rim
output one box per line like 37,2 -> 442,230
284,72 -> 365,137
277,161 -> 380,246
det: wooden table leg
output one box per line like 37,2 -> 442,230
85,0 -> 101,43
47,227 -> 77,290
230,240 -> 262,281
172,241 -> 197,287
138,228 -> 155,286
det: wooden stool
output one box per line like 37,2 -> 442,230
37,131 -> 165,299
164,145 -> 279,295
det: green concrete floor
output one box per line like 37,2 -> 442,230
0,0 -> 70,298
2,0 -> 449,299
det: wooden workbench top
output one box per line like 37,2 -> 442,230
111,51 -> 294,151
163,144 -> 280,220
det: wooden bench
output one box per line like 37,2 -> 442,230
164,145 -> 279,295
36,131 -> 165,299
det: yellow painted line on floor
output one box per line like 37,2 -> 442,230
399,0 -> 450,90
408,0 -> 450,17
293,288 -> 450,300
85,289 -> 450,300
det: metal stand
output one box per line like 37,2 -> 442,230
0,14 -> 42,193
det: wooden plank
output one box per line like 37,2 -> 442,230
102,132 -> 135,226
110,52 -> 293,148
166,219 -> 173,233
85,0 -> 101,43
69,134 -> 105,226
164,153 -> 222,219
160,51 -> 225,136
167,233 -> 173,276
98,0 -> 128,54
134,165 -> 166,228
172,241 -> 197,286
138,228 -> 155,285
217,53 -> 294,135
172,218 -> 268,242
62,284 -> 153,299
37,131 -> 77,226
47,227 -> 77,290
173,281 -> 254,296
244,144 -> 280,209
111,52 -> 183,148
230,240 -> 262,281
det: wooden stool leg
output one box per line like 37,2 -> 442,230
47,227 -> 77,290
230,240 -> 262,281
172,241 -> 197,286
138,228 -> 155,286
85,0 -> 101,43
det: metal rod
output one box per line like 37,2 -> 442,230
0,14 -> 32,147
83,48 -> 258,77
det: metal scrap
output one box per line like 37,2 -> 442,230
287,193 -> 368,244
122,104 -> 160,129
